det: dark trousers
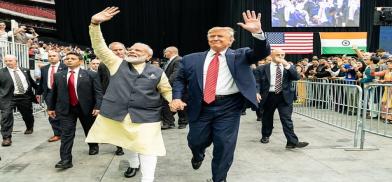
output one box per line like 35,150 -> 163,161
188,93 -> 244,182
45,97 -> 61,136
1,95 -> 34,139
261,92 -> 298,144
161,100 -> 188,126
57,104 -> 97,161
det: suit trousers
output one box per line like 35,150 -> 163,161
261,92 -> 299,144
1,94 -> 34,139
57,104 -> 97,161
188,93 -> 244,182
161,100 -> 188,126
45,97 -> 62,136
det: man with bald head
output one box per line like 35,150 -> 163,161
161,46 -> 188,129
254,49 -> 308,148
0,54 -> 38,146
37,50 -> 67,142
87,7 -> 172,182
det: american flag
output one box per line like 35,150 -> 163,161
266,32 -> 314,54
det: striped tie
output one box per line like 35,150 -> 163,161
13,70 -> 25,94
204,53 -> 220,104
275,65 -> 282,93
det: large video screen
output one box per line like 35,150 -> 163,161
271,0 -> 361,27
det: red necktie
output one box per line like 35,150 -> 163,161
68,70 -> 78,106
204,53 -> 220,104
49,66 -> 55,88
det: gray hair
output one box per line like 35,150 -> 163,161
165,46 -> 178,54
133,42 -> 153,56
108,42 -> 126,50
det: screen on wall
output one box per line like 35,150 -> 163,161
271,0 -> 361,27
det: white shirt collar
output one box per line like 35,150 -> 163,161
208,48 -> 228,57
271,61 -> 282,67
69,67 -> 80,73
50,62 -> 60,67
7,67 -> 20,72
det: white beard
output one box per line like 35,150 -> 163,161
124,55 -> 147,64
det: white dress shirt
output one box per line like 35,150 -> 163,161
269,62 -> 291,92
47,62 -> 61,89
66,67 -> 80,99
202,33 -> 266,95
7,67 -> 28,94
203,48 -> 239,95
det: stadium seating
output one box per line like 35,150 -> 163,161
0,1 -> 55,20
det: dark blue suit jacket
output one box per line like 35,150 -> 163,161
37,63 -> 67,101
47,68 -> 103,116
173,38 -> 270,122
254,63 -> 300,107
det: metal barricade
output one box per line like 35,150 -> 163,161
0,40 -> 29,68
361,83 -> 392,142
293,80 -> 363,148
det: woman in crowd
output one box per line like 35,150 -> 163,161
371,59 -> 392,122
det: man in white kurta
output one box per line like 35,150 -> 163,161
86,7 -> 172,182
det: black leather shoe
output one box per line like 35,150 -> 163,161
1,138 -> 12,147
260,137 -> 269,144
161,124 -> 173,130
55,160 -> 73,169
89,145 -> 99,155
178,124 -> 187,129
115,146 -> 124,155
124,167 -> 139,178
191,157 -> 203,170
286,141 -> 309,149
24,128 -> 33,134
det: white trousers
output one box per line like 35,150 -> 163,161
126,151 -> 157,182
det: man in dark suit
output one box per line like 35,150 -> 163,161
161,46 -> 188,129
47,52 -> 102,169
37,50 -> 67,142
254,49 -> 308,148
171,11 -> 270,182
0,54 -> 38,146
97,41 -> 127,155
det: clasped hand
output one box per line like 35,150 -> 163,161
169,99 -> 187,112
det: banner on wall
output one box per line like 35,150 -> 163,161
379,26 -> 392,54
320,32 -> 367,54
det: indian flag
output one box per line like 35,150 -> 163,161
319,32 -> 367,54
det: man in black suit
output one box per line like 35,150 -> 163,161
0,54 -> 38,146
47,52 -> 102,169
97,41 -> 126,155
254,49 -> 308,148
161,46 -> 188,129
37,50 -> 67,142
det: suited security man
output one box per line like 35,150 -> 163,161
47,52 -> 102,169
37,50 -> 67,142
0,54 -> 38,146
171,11 -> 270,182
161,46 -> 188,129
254,49 -> 308,148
